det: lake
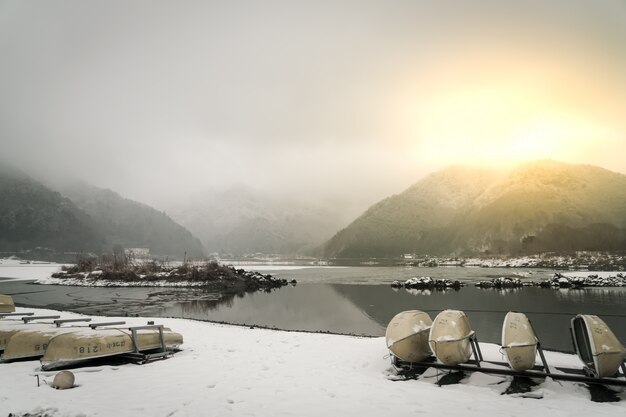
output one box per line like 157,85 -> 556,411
1,266 -> 625,352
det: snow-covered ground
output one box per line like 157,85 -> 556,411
562,271 -> 623,279
1,307 -> 624,417
0,258 -> 64,281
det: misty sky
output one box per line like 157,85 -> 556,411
1,1 -> 625,209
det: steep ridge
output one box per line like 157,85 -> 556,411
0,164 -> 204,258
323,161 -> 626,258
60,182 -> 204,258
0,167 -> 101,253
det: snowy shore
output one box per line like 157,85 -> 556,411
0,258 -> 64,281
1,306 -> 625,417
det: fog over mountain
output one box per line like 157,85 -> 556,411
0,165 -> 101,254
59,182 -> 204,259
0,164 -> 203,258
1,1 -> 625,214
167,185 -> 364,256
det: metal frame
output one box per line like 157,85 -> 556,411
391,333 -> 625,387
89,321 -> 126,329
469,333 -> 483,366
0,312 -> 34,318
22,315 -> 60,323
54,318 -> 92,327
121,324 -> 173,364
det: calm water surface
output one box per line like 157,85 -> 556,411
2,266 -> 625,352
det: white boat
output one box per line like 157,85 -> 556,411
1,326 -> 79,361
385,310 -> 432,362
1,316 -> 183,367
501,312 -> 538,371
571,314 -> 626,378
0,295 -> 15,313
1,320 -> 59,352
428,310 -> 474,366
40,327 -> 183,370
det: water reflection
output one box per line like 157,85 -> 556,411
332,285 -> 626,352
2,279 -> 625,353
404,288 -> 432,296
402,287 -> 463,296
152,284 -> 626,352
156,285 -> 385,336
554,287 -> 626,303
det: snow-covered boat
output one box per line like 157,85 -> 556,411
428,310 -> 474,366
501,312 -> 538,371
40,326 -> 183,370
2,315 -> 184,368
571,314 -> 626,378
385,310 -> 432,362
1,315 -> 89,357
0,319 -> 59,352
0,294 -> 15,313
1,326 -> 78,361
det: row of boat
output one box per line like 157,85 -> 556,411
0,294 -> 183,370
386,309 -> 626,380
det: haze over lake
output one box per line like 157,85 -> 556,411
1,3 -> 626,416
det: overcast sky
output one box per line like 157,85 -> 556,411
1,1 -> 625,209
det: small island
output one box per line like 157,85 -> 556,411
46,256 -> 296,293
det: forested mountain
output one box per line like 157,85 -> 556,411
0,166 -> 203,258
59,182 -> 204,259
323,161 -> 626,258
0,166 -> 101,252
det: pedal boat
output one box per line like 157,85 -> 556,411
386,310 -> 432,362
0,295 -> 15,313
501,312 -> 538,371
428,309 -> 474,366
40,326 -> 183,370
571,314 -> 626,378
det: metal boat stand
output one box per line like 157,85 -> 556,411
391,334 -> 626,387
121,324 -> 176,365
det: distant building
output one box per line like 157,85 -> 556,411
125,248 -> 150,259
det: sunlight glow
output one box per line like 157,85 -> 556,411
406,84 -> 618,168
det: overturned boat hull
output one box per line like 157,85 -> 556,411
0,295 -> 15,313
428,310 -> 474,366
1,326 -> 78,361
501,312 -> 538,371
1,321 -> 60,353
386,310 -> 432,362
40,327 -> 183,370
571,314 -> 626,378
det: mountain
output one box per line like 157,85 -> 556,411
168,185 -> 361,256
59,182 -> 204,259
0,166 -> 102,253
0,164 -> 203,258
323,161 -> 626,258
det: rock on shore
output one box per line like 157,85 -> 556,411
391,276 -> 462,290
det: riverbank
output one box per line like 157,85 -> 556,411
2,307 -> 625,417
0,258 -> 64,281
391,273 -> 626,290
